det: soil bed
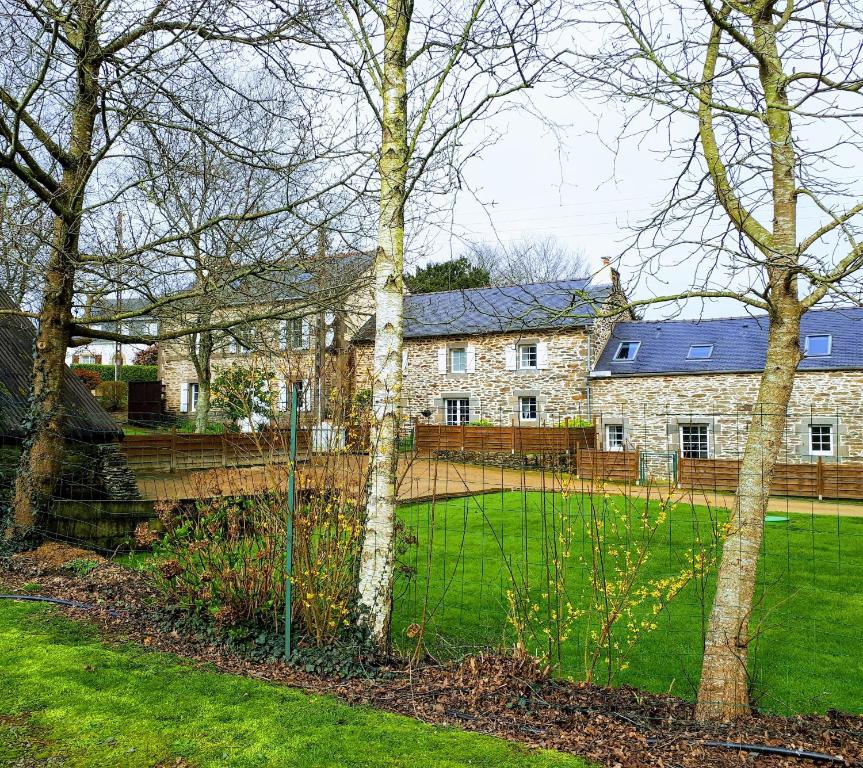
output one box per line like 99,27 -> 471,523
1,545 -> 860,768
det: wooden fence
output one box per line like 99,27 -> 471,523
679,457 -> 863,500
576,449 -> 640,483
122,429 -> 311,473
415,424 -> 595,455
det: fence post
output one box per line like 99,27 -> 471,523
817,456 -> 824,500
169,426 -> 177,473
221,433 -> 227,468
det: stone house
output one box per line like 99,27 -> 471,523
159,255 -> 375,424
352,263 -> 629,425
588,309 -> 863,463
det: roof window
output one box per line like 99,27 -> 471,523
613,341 -> 640,361
804,334 -> 832,357
687,344 -> 714,360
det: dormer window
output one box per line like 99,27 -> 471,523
804,334 -> 831,357
687,344 -> 714,360
613,341 -> 640,361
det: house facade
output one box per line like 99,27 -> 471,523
159,256 -> 375,423
588,310 -> 863,464
353,264 -> 629,426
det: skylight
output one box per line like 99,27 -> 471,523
613,341 -> 640,361
804,334 -> 832,357
687,344 -> 714,360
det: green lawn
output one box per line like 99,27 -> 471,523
392,491 -> 863,716
0,600 -> 584,768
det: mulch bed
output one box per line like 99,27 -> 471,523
1,548 -> 861,768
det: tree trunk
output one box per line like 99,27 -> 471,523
192,331 -> 214,434
9,7 -> 99,537
9,228 -> 76,535
356,0 -> 409,648
695,304 -> 801,720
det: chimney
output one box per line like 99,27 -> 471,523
592,257 -> 620,290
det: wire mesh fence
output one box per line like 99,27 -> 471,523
2,401 -> 862,717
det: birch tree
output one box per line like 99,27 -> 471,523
580,0 -> 863,719
300,0 -> 568,646
0,0 -> 361,533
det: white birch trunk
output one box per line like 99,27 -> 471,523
356,0 -> 409,647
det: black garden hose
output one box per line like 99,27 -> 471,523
647,737 -> 845,764
0,593 -> 123,617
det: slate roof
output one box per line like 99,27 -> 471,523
593,307 -> 863,376
0,289 -> 123,442
354,279 -> 610,341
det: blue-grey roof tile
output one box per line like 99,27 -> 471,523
594,308 -> 863,375
355,279 -> 607,340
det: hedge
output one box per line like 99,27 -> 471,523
70,364 -> 158,383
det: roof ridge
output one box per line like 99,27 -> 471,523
404,277 -> 592,300
619,305 -> 863,327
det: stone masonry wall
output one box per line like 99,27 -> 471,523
589,370 -> 863,463
354,329 -> 592,424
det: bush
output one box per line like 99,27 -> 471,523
150,488 -> 366,647
133,345 -> 158,366
71,364 -> 157,383
72,368 -> 102,391
96,380 -> 128,410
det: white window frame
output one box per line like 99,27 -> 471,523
605,424 -> 625,451
687,344 -> 714,360
613,341 -> 641,362
450,347 -> 467,374
680,423 -> 710,459
187,382 -> 200,413
79,353 -> 97,365
518,395 -> 538,421
804,334 -> 832,358
444,397 -> 470,426
808,424 -> 834,456
518,343 -> 538,370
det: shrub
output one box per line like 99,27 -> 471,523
96,380 -> 128,410
72,368 -> 102,391
149,487 -> 366,647
71,364 -> 158,383
133,345 -> 158,366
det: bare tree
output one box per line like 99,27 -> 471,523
299,0 -> 568,646
579,0 -> 863,720
467,235 -> 590,285
0,176 -> 49,310
0,0 -> 366,534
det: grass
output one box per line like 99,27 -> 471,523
0,600 -> 585,768
392,491 -> 863,716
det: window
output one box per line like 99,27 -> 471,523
450,347 -> 467,374
687,344 -> 714,360
189,383 -> 200,412
605,424 -> 624,451
445,398 -> 470,426
680,424 -> 709,459
519,395 -> 538,421
79,354 -> 97,365
285,318 -> 306,350
809,424 -> 833,455
804,334 -> 832,357
518,343 -> 537,369
613,341 -> 640,361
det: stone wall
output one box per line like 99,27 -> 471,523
589,370 -> 863,462
354,328 -> 592,424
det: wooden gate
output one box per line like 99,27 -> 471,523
128,380 -> 166,425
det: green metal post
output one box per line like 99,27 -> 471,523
284,383 -> 299,660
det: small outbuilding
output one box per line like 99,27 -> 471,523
0,289 -> 138,502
